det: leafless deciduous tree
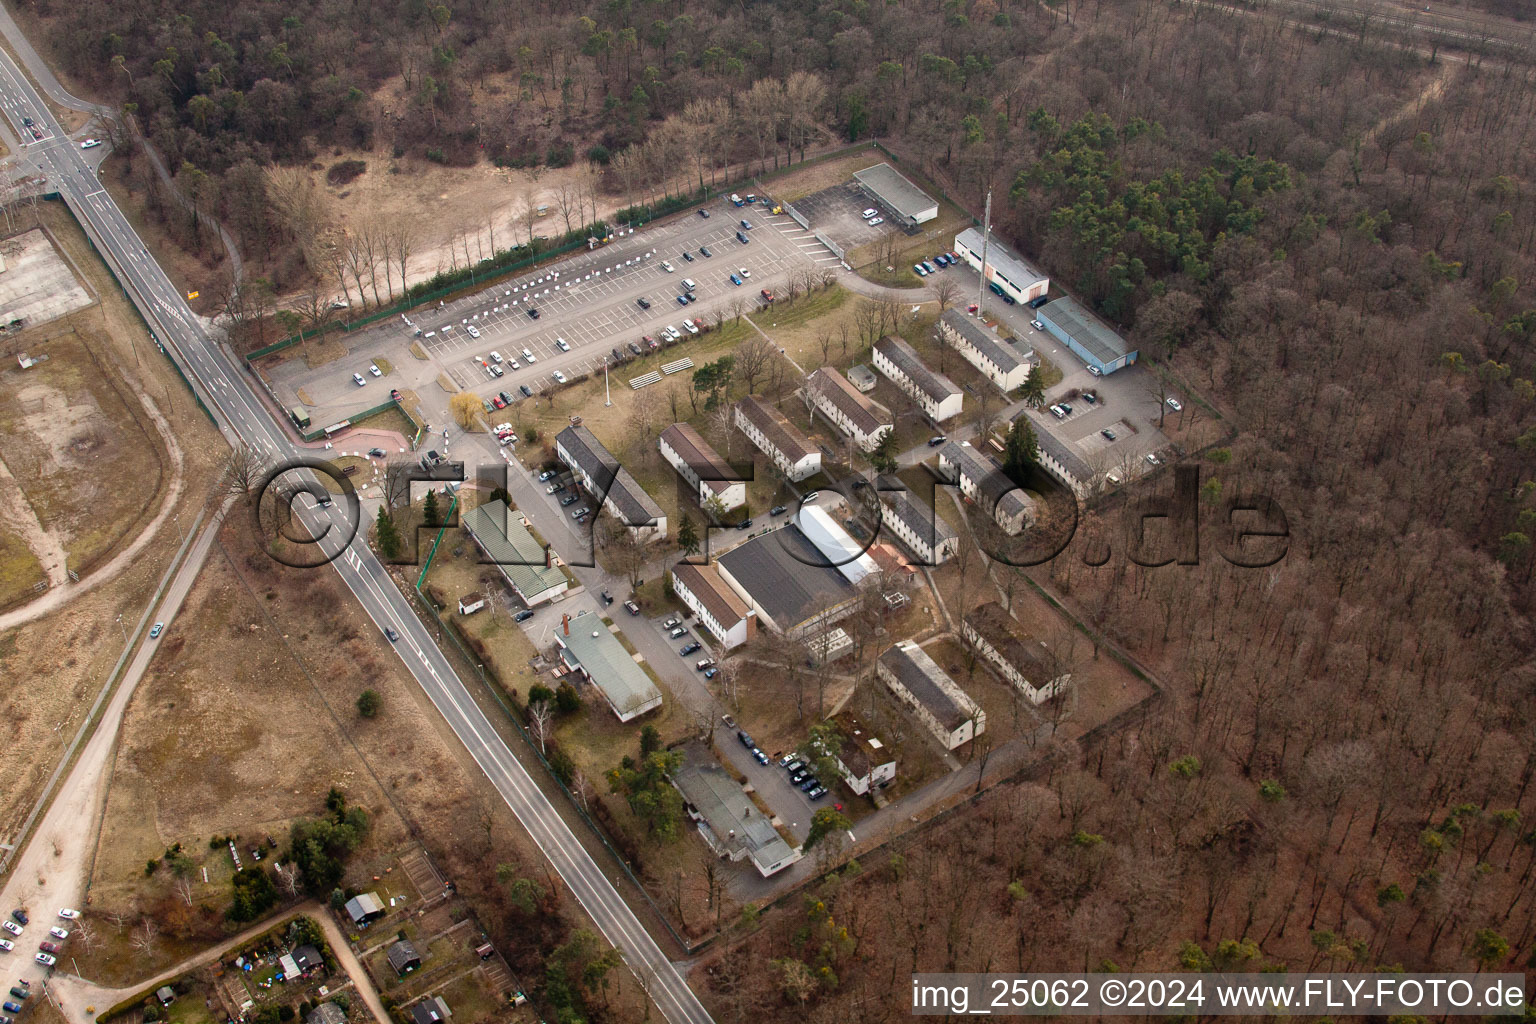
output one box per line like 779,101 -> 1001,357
529,699 -> 553,754
226,442 -> 266,499
735,334 -> 774,395
131,918 -> 159,961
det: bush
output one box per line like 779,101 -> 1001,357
145,858 -> 160,876
425,148 -> 449,164
546,142 -> 575,167
357,689 -> 382,718
278,1007 -> 296,1022
524,426 -> 539,443
228,866 -> 279,922
587,144 -> 611,165
528,683 -> 555,707
548,746 -> 576,785
326,159 -> 367,186
555,683 -> 581,714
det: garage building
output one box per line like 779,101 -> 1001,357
853,163 -> 938,228
954,227 -> 1050,306
1036,296 -> 1138,375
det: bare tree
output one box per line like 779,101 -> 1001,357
382,460 -> 414,509
274,861 -> 302,898
572,769 -> 594,811
735,334 -> 774,394
528,700 -> 553,754
174,876 -> 195,906
226,442 -> 266,499
932,277 -> 961,312
72,919 -> 97,954
131,918 -> 159,962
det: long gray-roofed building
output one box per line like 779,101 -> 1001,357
659,423 -> 747,511
873,335 -> 963,423
954,226 -> 1050,306
674,763 -> 802,877
938,308 -> 1032,393
716,525 -> 860,637
735,395 -> 822,481
937,440 -> 1036,535
461,499 -> 570,607
1036,295 -> 1138,375
877,640 -> 985,750
963,601 -> 1072,705
555,610 -> 663,721
805,366 -> 892,451
1026,415 -> 1093,499
853,162 -> 938,227
556,425 -> 667,541
670,561 -> 755,649
878,484 -> 959,565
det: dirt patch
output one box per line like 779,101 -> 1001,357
302,335 -> 348,368
770,150 -> 888,204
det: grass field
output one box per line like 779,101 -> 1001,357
770,148 -> 887,204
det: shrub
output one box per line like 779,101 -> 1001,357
357,689 -> 382,718
326,159 -> 367,186
278,1007 -> 296,1022
425,148 -> 449,164
545,142 -> 575,167
587,144 -> 611,165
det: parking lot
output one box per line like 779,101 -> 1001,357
792,182 -> 896,248
265,196 -> 837,430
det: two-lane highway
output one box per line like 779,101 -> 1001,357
0,44 -> 715,1024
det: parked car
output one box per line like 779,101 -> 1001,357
636,297 -> 651,310
736,231 -> 749,244
1081,391 -> 1097,405
703,666 -> 718,679
368,363 -> 382,376
368,447 -> 386,458
695,658 -> 715,671
699,245 -> 713,257
8,989 -> 27,1000
861,208 -> 878,219
624,600 -> 641,616
1049,405 -> 1066,419
789,769 -> 810,784
492,395 -> 507,409
913,263 -> 927,277
514,609 -> 535,623
739,219 -> 752,230
47,928 -> 67,941
927,435 -> 947,447
552,370 -> 568,384
352,372 -> 366,386
1058,402 -> 1072,414
34,954 -> 54,967
934,254 -> 949,267
682,319 -> 699,334
661,260 -> 675,273
698,208 -> 711,218
737,267 -> 751,279
0,939 -> 13,952
676,294 -> 690,306
1101,428 -> 1117,441
737,729 -> 755,748
80,138 -> 102,149
807,786 -> 828,800
668,626 -> 687,639
680,641 -> 702,656
538,469 -> 558,482
736,519 -> 754,530
527,307 -> 540,318
921,261 -> 936,275
730,273 -> 742,286
1030,319 -> 1046,331
467,325 -> 481,339
6,912 -> 22,927
555,337 -> 571,351
645,335 -> 660,349
570,506 -> 590,519
1087,364 -> 1102,376
1028,295 -> 1049,308
560,494 -> 580,506
752,748 -> 770,765
798,776 -> 820,792
1145,453 -> 1162,466
681,251 -> 694,262
868,216 -> 884,226
1166,397 -> 1183,411
628,341 -> 644,356
38,943 -> 58,955
662,616 -> 681,629
770,505 -> 788,516
760,289 -> 775,302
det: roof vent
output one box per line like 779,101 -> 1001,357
592,631 -> 600,637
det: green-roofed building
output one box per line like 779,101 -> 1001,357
555,610 -> 663,722
461,499 -> 570,608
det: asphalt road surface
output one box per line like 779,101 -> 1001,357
0,44 -> 716,1024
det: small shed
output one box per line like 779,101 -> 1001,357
344,892 -> 386,925
307,1003 -> 347,1024
156,987 -> 176,1007
293,944 -> 325,973
846,364 -> 877,393
410,996 -> 452,1024
387,939 -> 422,974
457,593 -> 486,616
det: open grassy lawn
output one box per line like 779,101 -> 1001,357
0,526 -> 43,608
768,147 -> 887,203
351,402 -> 417,439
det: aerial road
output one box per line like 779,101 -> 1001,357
0,44 -> 716,1024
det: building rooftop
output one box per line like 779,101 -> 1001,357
807,366 -> 891,438
1038,295 -> 1133,365
797,504 -> 878,584
659,423 -> 739,497
874,335 -> 961,405
670,561 -> 750,628
736,395 -> 818,463
410,997 -> 450,1024
556,425 -> 665,527
718,525 -> 856,631
832,713 -> 893,779
938,441 -> 1034,524
853,162 -> 938,221
956,226 -> 1049,294
879,640 -> 981,730
939,308 -> 1026,375
307,1004 -> 346,1024
847,364 -> 877,391
879,485 -> 958,549
386,939 -> 421,973
343,892 -> 384,923
965,601 -> 1053,682
461,500 -> 568,600
557,610 -> 662,719
673,763 -> 798,874
1026,415 -> 1094,481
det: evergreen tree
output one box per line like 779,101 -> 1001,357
1020,365 -> 1047,409
677,515 -> 700,556
376,508 -> 402,559
869,428 -> 900,473
1002,418 -> 1038,487
422,489 -> 441,527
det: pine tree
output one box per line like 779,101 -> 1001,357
1020,365 -> 1047,409
677,515 -> 700,556
423,489 -> 441,527
1002,418 -> 1038,487
869,428 -> 900,474
376,507 -> 402,559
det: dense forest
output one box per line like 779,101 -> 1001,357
27,0 -> 1536,1019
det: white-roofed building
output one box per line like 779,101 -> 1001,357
797,504 -> 878,584
954,227 -> 1050,306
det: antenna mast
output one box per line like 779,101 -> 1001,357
977,188 -> 992,317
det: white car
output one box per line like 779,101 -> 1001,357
1166,397 -> 1183,411
467,325 -> 481,339
368,363 -> 381,376
80,138 -> 101,149
661,260 -> 675,273
57,909 -> 79,920
0,938 -> 12,952
49,927 -> 68,940
489,351 -> 502,363
352,373 -> 365,387
555,338 -> 570,352
1,922 -> 18,937
868,216 -> 884,226
682,319 -> 699,334
1049,405 -> 1066,419
861,208 -> 878,219
521,348 -> 536,363
737,267 -> 750,279
35,953 -> 55,966
1145,453 -> 1162,466
552,370 -> 568,384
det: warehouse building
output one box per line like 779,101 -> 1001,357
938,308 -> 1031,393
877,640 -> 985,750
853,162 -> 938,227
716,524 -> 862,637
659,423 -> 746,512
556,425 -> 667,541
953,227 -> 1050,306
1035,296 -> 1138,375
872,335 -> 963,423
735,395 -> 822,481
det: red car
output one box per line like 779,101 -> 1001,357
492,395 -> 506,408
38,942 -> 59,954
760,289 -> 774,303
644,335 -> 659,350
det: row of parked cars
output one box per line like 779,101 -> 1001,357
913,250 -> 961,277
0,907 -> 79,971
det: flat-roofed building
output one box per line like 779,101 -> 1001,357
872,335 -> 962,423
1036,295 -> 1138,375
853,162 -> 938,227
555,611 -> 663,721
674,764 -> 802,877
847,364 -> 877,393
659,423 -> 746,512
461,499 -> 570,607
670,561 -> 755,649
954,227 -> 1050,306
963,601 -> 1071,704
877,640 -> 985,750
556,426 -> 667,541
806,366 -> 892,452
938,308 -> 1031,393
716,525 -> 860,638
937,441 -> 1036,535
735,395 -> 821,481
829,713 -> 896,795
878,485 -> 959,565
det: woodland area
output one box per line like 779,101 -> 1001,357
26,0 -> 1536,1019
